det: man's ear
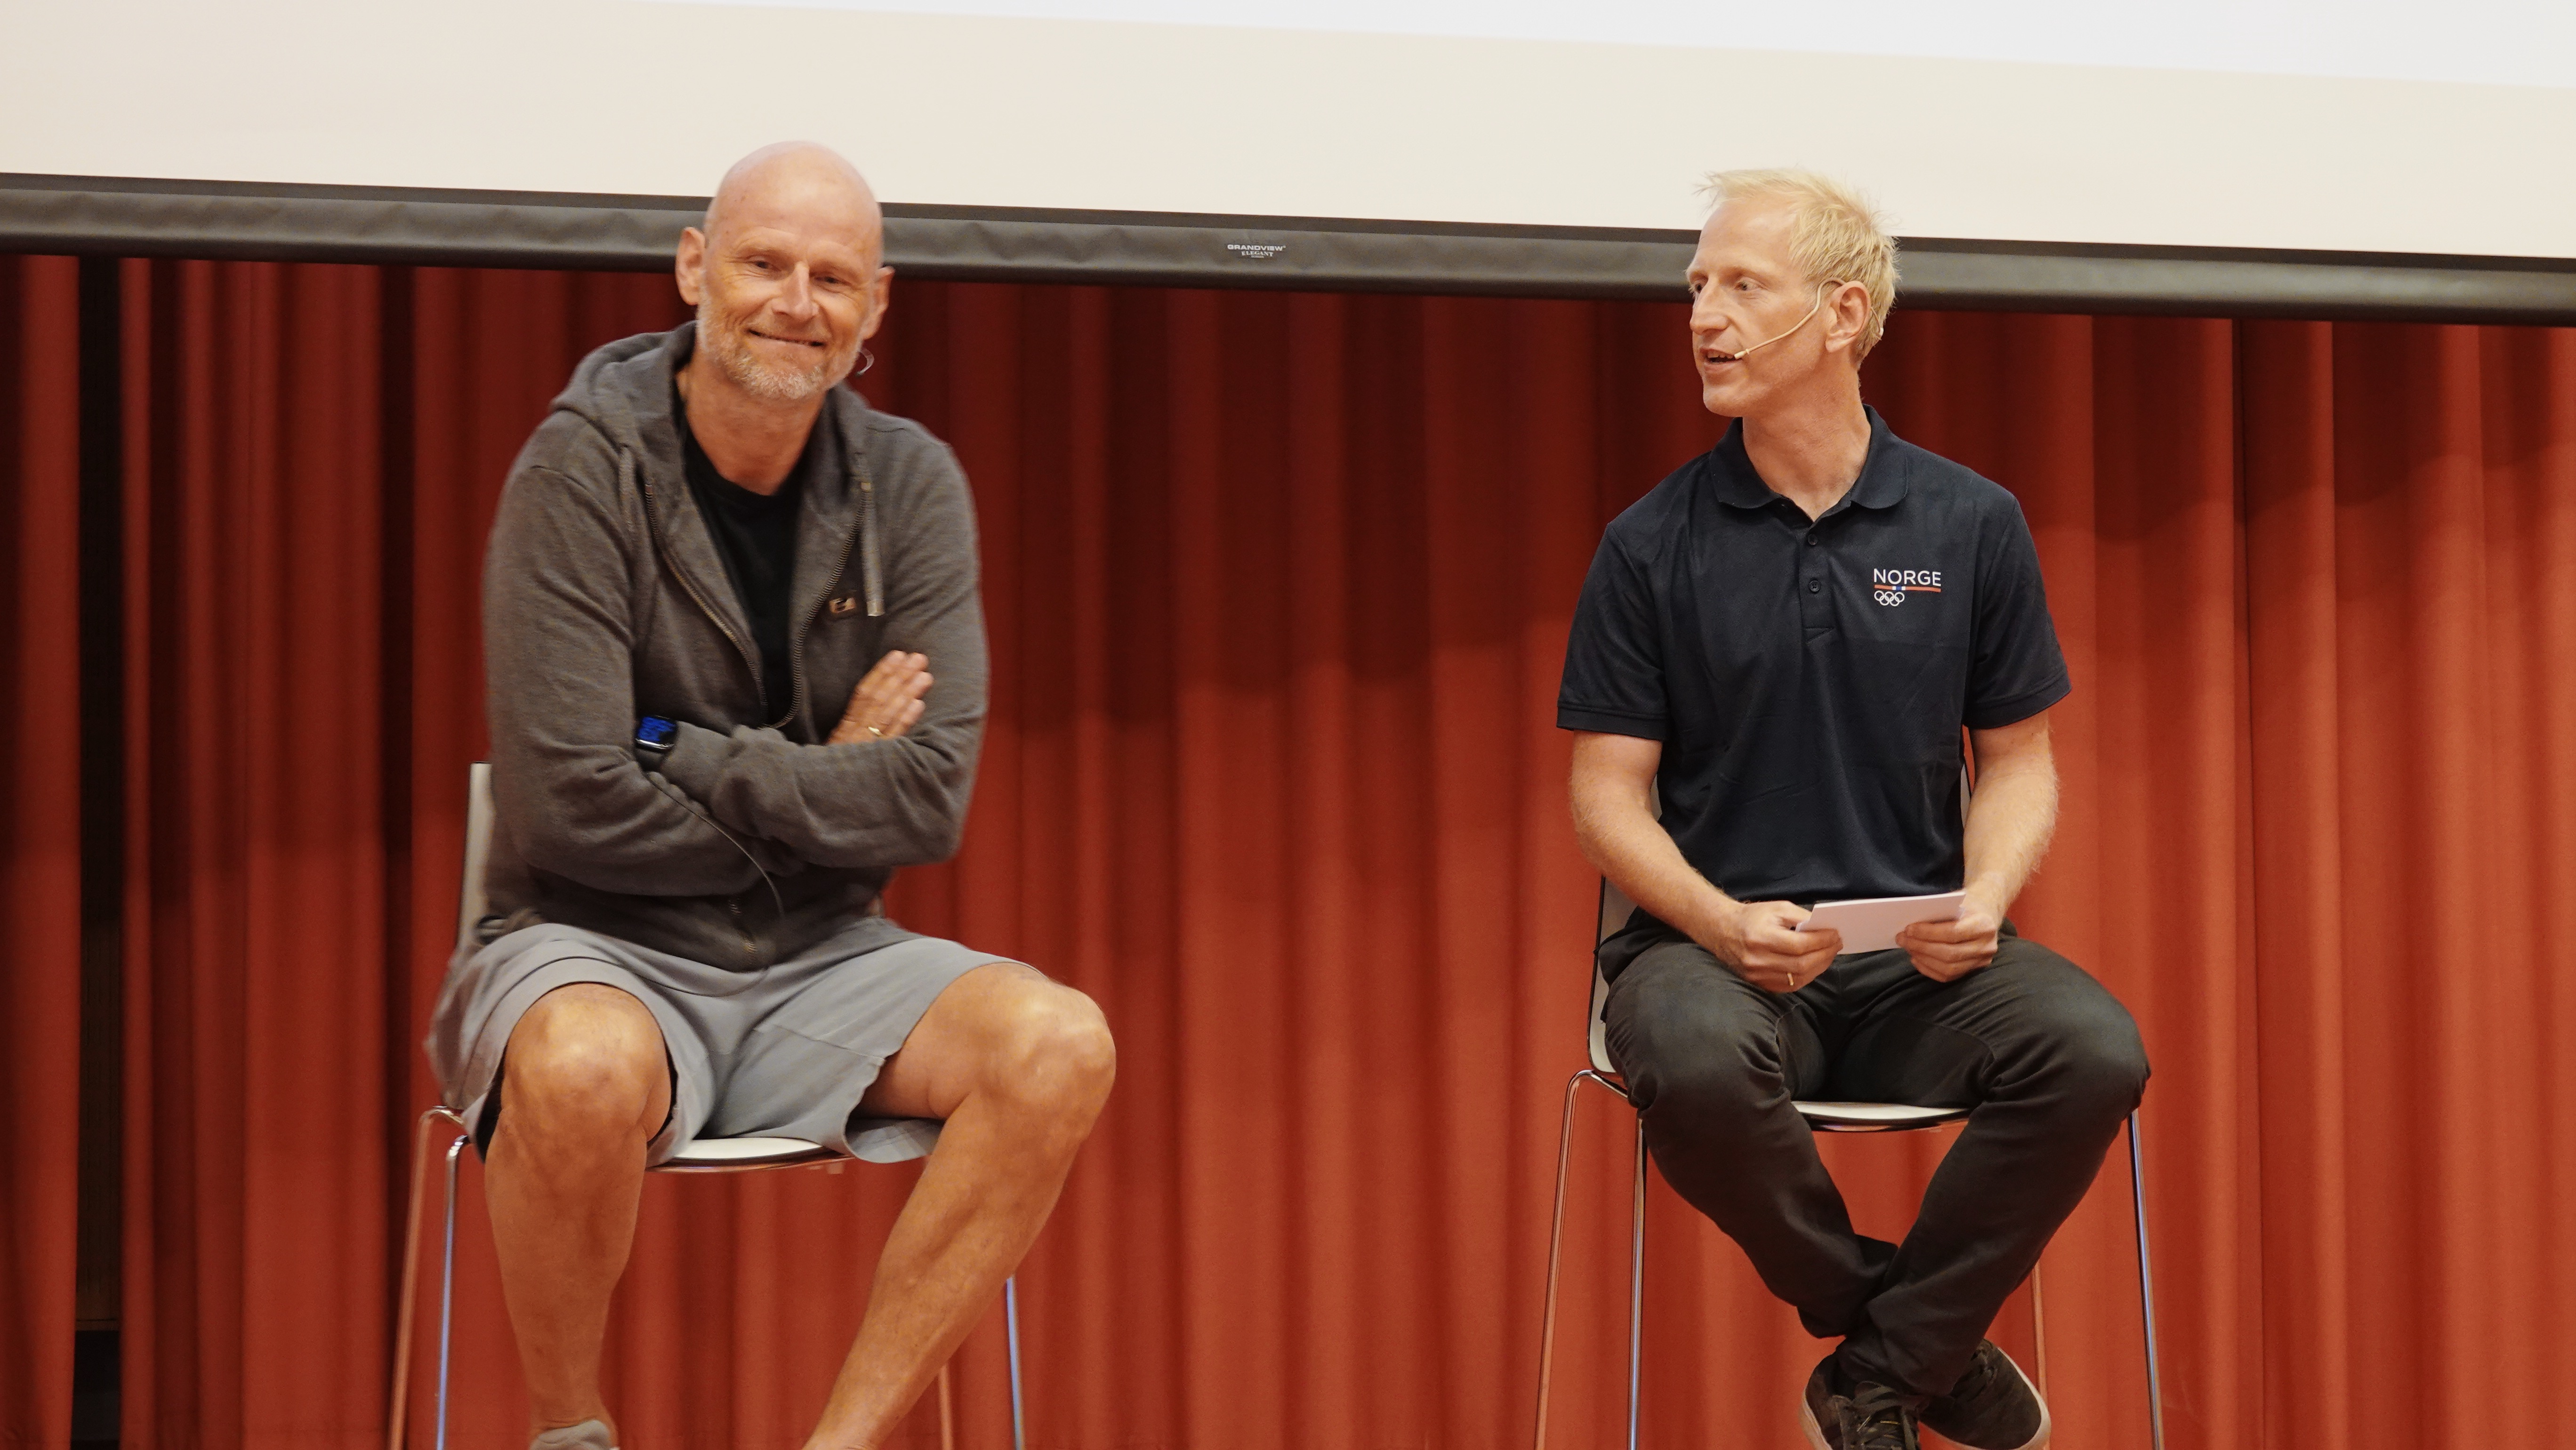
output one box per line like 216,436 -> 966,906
1822,279 -> 1872,354
675,227 -> 708,307
859,265 -> 896,342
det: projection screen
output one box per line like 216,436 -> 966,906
4,0 -> 2572,315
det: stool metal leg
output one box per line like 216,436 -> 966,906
2129,1110 -> 2165,1450
1625,1110 -> 1645,1450
391,1108 -> 465,1450
396,1112 -> 1033,1450
1533,1071 -> 1584,1450
1533,1070 -> 1629,1450
1005,1275 -> 1026,1450
435,1133 -> 468,1450
933,1275 -> 1020,1450
2028,1261 -> 2051,1401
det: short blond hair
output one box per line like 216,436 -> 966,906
1699,169 -> 1900,358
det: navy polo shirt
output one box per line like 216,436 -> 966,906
1558,406 -> 2069,909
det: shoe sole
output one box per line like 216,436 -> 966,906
1998,1350 -> 2052,1450
1797,1395 -> 1832,1450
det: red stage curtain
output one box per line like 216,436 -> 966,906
0,254 -> 2566,1450
0,255 -> 84,1450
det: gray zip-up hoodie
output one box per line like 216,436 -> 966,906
478,322 -> 987,968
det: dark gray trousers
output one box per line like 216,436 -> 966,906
1599,924 -> 2148,1400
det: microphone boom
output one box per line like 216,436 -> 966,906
1710,287 -> 1828,362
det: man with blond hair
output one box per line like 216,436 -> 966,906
428,141 -> 1114,1450
1559,169 -> 2147,1450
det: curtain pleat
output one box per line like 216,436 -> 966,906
115,258 -> 394,1450
0,253 -> 2559,1450
0,255 -> 84,1450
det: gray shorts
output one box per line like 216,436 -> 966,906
425,920 -> 1012,1166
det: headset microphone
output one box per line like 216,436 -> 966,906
1707,286 -> 1830,362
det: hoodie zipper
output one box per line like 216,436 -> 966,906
634,451 -> 767,713
631,434 -> 876,967
780,478 -> 866,734
639,458 -> 768,967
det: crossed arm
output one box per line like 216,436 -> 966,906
1566,710 -> 2058,991
485,451 -> 987,888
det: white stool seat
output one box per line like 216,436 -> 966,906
1586,944 -> 1970,1136
658,1135 -> 838,1171
1795,1101 -> 1972,1132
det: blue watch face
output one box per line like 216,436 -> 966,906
636,716 -> 679,749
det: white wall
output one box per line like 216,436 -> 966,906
5,0 -> 2570,258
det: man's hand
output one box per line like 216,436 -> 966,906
829,652 -> 932,745
1894,895 -> 2003,983
1569,732 -> 1839,995
1712,901 -> 1842,993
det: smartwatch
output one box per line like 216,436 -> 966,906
634,715 -> 679,771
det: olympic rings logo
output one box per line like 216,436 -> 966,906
1874,588 -> 1905,607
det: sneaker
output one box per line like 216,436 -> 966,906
1800,1353 -> 1922,1450
1919,1340 -> 2050,1450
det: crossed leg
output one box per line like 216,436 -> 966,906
483,964 -> 1115,1449
1603,934 -> 2145,1398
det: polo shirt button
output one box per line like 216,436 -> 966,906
1805,535 -> 1819,547
1807,578 -> 1821,594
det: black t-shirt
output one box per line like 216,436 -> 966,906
1558,407 -> 2069,912
677,399 -> 804,719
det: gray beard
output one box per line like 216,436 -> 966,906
695,298 -> 850,403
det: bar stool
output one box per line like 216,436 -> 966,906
388,765 -> 1025,1450
1530,878 -> 2164,1450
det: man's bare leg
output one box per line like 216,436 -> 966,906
484,983 -> 674,1445
801,963 -> 1116,1450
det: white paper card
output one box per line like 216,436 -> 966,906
1795,891 -> 1966,955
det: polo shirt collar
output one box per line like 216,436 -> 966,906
1709,405 -> 1910,513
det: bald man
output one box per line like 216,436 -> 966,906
427,142 -> 1114,1450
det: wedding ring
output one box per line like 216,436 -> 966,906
866,724 -> 884,738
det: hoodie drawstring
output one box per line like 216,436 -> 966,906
860,461 -> 884,618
